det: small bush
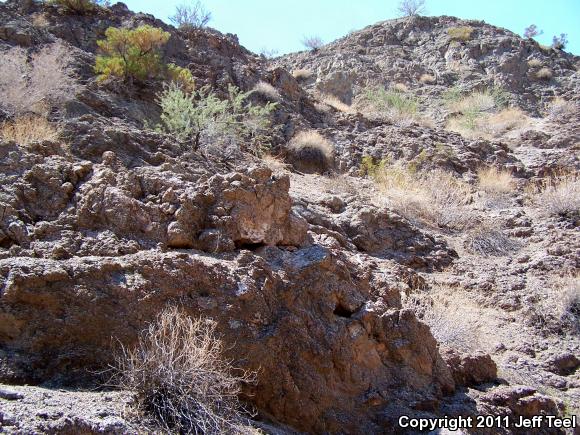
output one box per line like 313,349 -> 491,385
167,63 -> 195,92
287,130 -> 335,174
51,0 -> 99,14
301,35 -> 323,51
292,69 -> 313,81
532,174 -> 580,218
158,83 -> 277,156
419,73 -> 436,84
552,33 -> 568,50
252,81 -> 281,102
95,26 -> 171,82
259,47 -> 279,59
321,94 -> 354,113
448,26 -> 474,42
547,97 -> 576,118
356,86 -> 418,122
465,223 -> 520,256
397,0 -> 426,17
111,307 -> 253,434
0,116 -> 59,145
0,43 -> 79,116
536,67 -> 553,80
477,167 -> 516,194
527,58 -> 542,68
170,1 -> 211,30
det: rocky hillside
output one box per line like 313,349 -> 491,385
0,0 -> 578,433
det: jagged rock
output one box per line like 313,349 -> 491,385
441,347 -> 498,386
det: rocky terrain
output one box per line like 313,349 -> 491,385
0,0 -> 578,433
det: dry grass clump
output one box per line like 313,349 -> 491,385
31,13 -> 50,28
392,82 -> 409,93
112,307 -> 254,434
531,174 -> 580,218
527,58 -> 542,68
419,73 -> 436,84
355,86 -> 427,126
252,81 -> 281,102
403,288 -> 481,352
287,130 -> 335,174
465,223 -> 520,256
448,26 -> 474,42
367,161 -> 473,229
0,42 -> 78,116
321,94 -> 354,113
547,97 -> 577,119
535,67 -> 553,80
0,116 -> 59,145
527,274 -> 580,334
477,167 -> 516,194
292,69 -> 313,81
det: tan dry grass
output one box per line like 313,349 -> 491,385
527,58 -> 542,68
419,73 -> 436,84
292,69 -> 313,80
321,94 -> 355,113
372,164 -> 474,229
536,67 -> 553,80
252,80 -> 281,102
448,26 -> 474,41
477,167 -> 516,194
287,130 -> 335,173
0,115 -> 59,145
531,174 -> 580,217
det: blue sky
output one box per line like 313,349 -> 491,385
124,0 -> 580,55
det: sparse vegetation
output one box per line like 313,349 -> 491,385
523,24 -> 543,39
531,174 -> 580,218
95,26 -> 171,82
448,26 -> 474,42
0,43 -> 79,116
0,116 -> 59,145
527,58 -> 542,68
170,1 -> 211,30
535,67 -> 553,80
364,160 -> 474,229
259,47 -> 279,59
355,86 -> 420,124
253,81 -> 281,102
287,130 -> 335,173
292,69 -> 313,81
477,167 -> 516,194
167,63 -> 196,92
397,0 -> 426,17
552,33 -> 568,50
547,97 -> 576,118
301,35 -> 324,51
157,83 -> 277,156
419,73 -> 436,84
50,0 -> 101,14
465,223 -> 520,256
111,307 -> 254,434
321,94 -> 354,113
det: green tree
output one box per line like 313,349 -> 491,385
95,26 -> 171,82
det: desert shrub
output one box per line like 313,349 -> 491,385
0,115 -> 59,145
167,63 -> 195,92
158,83 -> 277,156
292,69 -> 313,81
448,26 -> 474,42
552,33 -> 568,50
535,67 -> 553,80
50,0 -> 103,14
524,24 -> 543,39
531,174 -> 580,218
259,47 -> 279,59
527,58 -> 542,68
0,43 -> 79,116
465,223 -> 520,256
95,26 -> 171,82
369,163 -> 474,229
170,1 -> 211,30
547,97 -> 576,118
111,307 -> 253,434
527,274 -> 580,334
392,82 -> 409,93
252,81 -> 281,102
403,288 -> 480,352
419,73 -> 436,84
397,0 -> 426,17
287,130 -> 335,174
301,35 -> 323,51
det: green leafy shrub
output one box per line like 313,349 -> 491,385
448,26 -> 474,42
95,26 -> 171,82
167,63 -> 195,92
359,87 -> 418,116
157,83 -> 278,156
